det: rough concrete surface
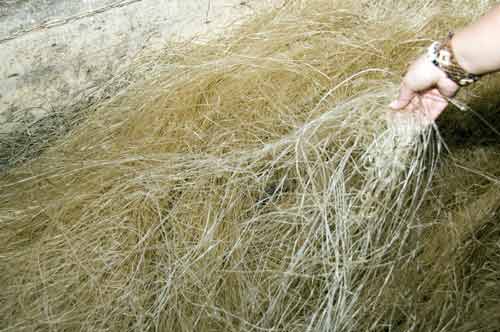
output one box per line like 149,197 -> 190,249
0,0 -> 282,137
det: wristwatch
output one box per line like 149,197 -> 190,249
427,32 -> 480,87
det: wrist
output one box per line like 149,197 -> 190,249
451,32 -> 482,75
428,33 -> 480,87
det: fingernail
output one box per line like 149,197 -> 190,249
389,100 -> 399,109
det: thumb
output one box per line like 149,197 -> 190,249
437,77 -> 459,98
389,83 -> 416,110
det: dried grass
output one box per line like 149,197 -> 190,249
1,0 -> 500,331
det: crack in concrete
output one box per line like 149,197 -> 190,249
0,0 -> 143,44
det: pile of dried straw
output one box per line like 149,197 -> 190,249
2,1 -> 500,331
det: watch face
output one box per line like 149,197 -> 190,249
438,50 -> 452,66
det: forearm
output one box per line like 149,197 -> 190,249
453,4 -> 500,75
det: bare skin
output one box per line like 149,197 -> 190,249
390,5 -> 500,121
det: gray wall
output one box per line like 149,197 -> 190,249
0,0 -> 281,134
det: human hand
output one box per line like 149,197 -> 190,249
389,53 -> 460,121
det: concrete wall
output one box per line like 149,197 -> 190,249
0,0 -> 282,134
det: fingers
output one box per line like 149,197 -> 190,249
422,89 -> 449,121
389,83 -> 417,110
389,76 -> 457,122
391,89 -> 449,124
417,89 -> 449,122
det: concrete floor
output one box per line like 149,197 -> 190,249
0,0 -> 282,134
